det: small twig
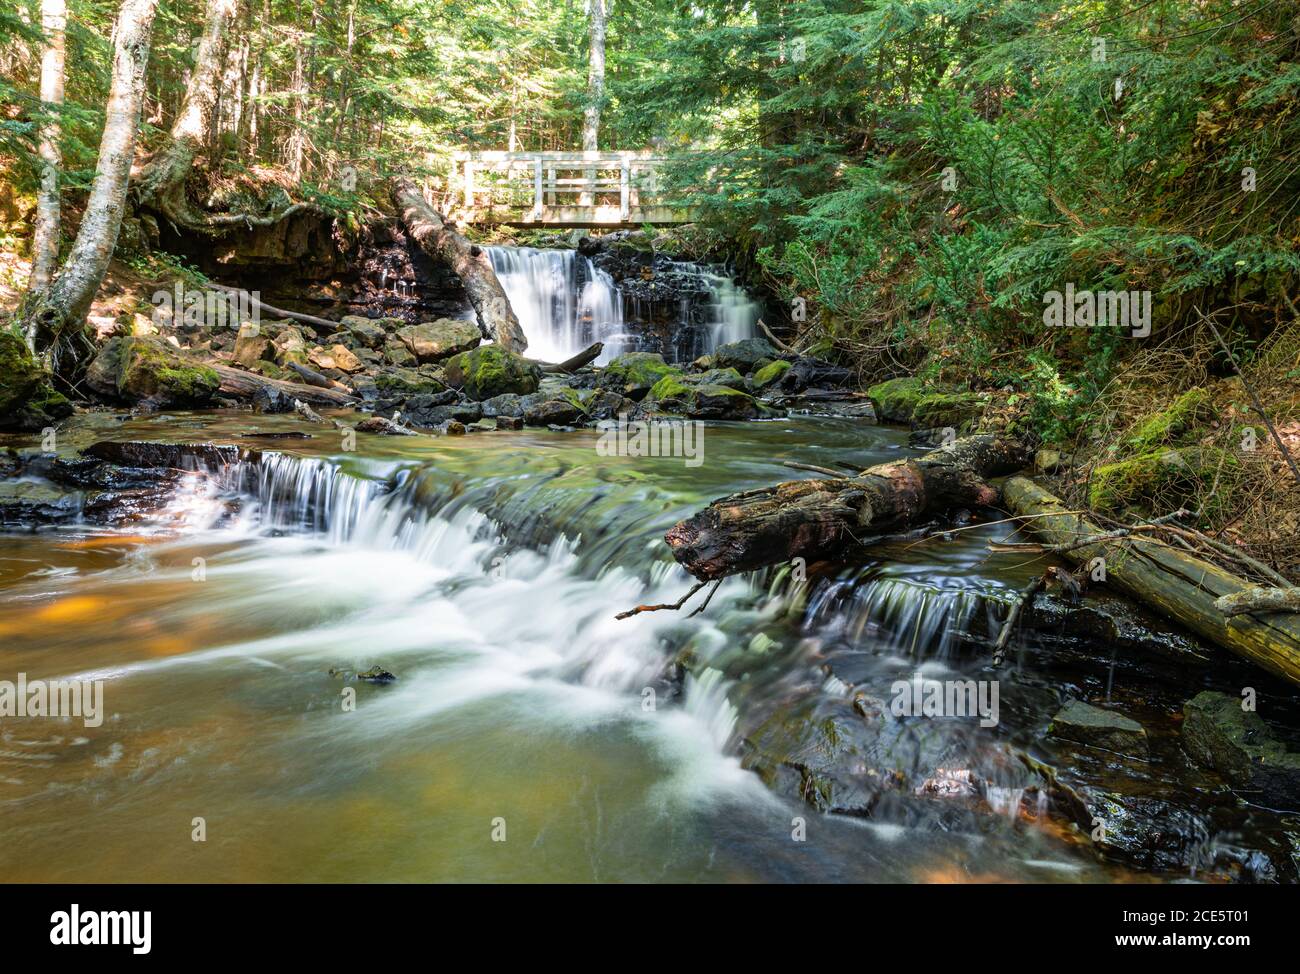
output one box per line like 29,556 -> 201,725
615,580 -> 707,620
992,572 -> 1049,666
782,460 -> 846,478
687,579 -> 724,617
987,510 -> 1188,555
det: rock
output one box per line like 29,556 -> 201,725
711,337 -> 781,373
867,376 -> 926,422
252,385 -> 293,414
271,326 -> 309,366
1049,699 -> 1148,757
1035,448 -> 1064,473
83,441 -> 241,470
355,415 -> 417,436
1081,792 -> 1210,873
231,333 -> 273,368
328,343 -> 364,374
84,337 -> 220,407
338,315 -> 389,350
751,359 -> 792,390
442,346 -> 542,400
646,375 -> 760,419
523,393 -> 585,427
681,367 -> 747,390
382,337 -> 417,367
441,420 -> 467,435
578,389 -> 633,421
912,391 -> 988,430
1182,691 -> 1300,808
496,415 -> 523,430
0,332 -> 74,431
396,319 -> 481,363
372,367 -> 446,398
596,352 -> 679,401
0,478 -> 82,525
329,665 -> 397,684
401,396 -> 481,428
1089,447 -> 1237,515
776,356 -> 853,393
480,393 -> 524,418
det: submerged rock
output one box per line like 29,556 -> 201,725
1049,700 -> 1149,757
1182,691 -> 1300,808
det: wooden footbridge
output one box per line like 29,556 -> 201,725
451,151 -> 694,228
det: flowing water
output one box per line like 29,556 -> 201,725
0,410 -> 1134,883
486,246 -> 758,364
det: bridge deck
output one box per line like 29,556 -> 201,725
451,151 -> 694,227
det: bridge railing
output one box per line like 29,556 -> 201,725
451,150 -> 685,226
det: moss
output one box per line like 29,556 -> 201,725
912,391 -> 988,430
599,352 -> 679,397
119,340 -> 219,405
647,374 -> 692,404
443,345 -> 541,400
374,368 -> 445,396
867,376 -> 927,422
0,331 -> 74,431
1089,446 -> 1239,515
752,359 -> 791,389
1123,388 -> 1213,454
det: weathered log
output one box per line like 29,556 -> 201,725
208,363 -> 354,408
665,433 -> 1033,581
538,341 -> 603,374
284,360 -> 350,393
390,177 -> 528,354
1003,476 -> 1300,687
205,282 -> 342,333
1215,587 -> 1300,618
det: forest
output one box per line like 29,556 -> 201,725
0,0 -> 1298,892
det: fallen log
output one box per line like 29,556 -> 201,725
209,362 -> 355,408
390,177 -> 528,354
665,433 -> 1033,581
1003,476 -> 1300,687
1215,587 -> 1300,618
538,341 -> 603,374
205,282 -> 342,333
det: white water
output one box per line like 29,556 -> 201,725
486,246 -> 760,364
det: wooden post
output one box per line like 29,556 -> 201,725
547,165 -> 555,205
532,157 -> 543,221
620,159 -> 630,220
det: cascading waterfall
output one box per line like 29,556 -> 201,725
486,245 -> 759,364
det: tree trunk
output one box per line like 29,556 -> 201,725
666,434 -> 1033,581
1003,476 -> 1300,687
133,0 -> 235,227
25,0 -> 159,363
580,0 -> 606,206
29,0 -> 66,308
389,177 -> 528,354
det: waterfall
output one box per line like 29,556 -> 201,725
486,245 -> 759,364
486,247 -> 626,364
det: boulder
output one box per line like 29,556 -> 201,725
1048,699 -> 1148,757
402,396 -> 481,428
1182,691 -> 1300,808
868,376 -> 926,422
776,356 -> 853,393
372,367 -> 446,398
711,337 -> 781,373
338,315 -> 389,350
481,393 -> 526,418
442,346 -> 541,400
328,343 -> 364,374
0,332 -> 74,431
397,319 -> 482,363
751,359 -> 792,390
382,337 -> 417,367
596,352 -> 679,401
271,326 -> 309,366
682,367 -> 747,390
647,375 -> 760,420
231,332 -> 273,369
523,390 -> 586,427
84,337 -> 220,407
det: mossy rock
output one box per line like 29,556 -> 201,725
442,345 -> 541,400
0,332 -> 73,431
84,336 -> 219,407
1088,446 -> 1239,515
647,375 -> 759,419
912,391 -> 988,430
597,352 -> 680,400
681,367 -> 747,390
711,338 -> 781,373
867,376 -> 927,423
1123,388 -> 1214,454
752,359 -> 792,390
373,367 -> 446,397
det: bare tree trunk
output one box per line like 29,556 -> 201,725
29,0 -> 67,308
390,176 -> 528,354
25,0 -> 159,364
580,0 -> 605,206
134,0 -> 236,224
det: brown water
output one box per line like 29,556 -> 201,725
0,410 -> 1158,882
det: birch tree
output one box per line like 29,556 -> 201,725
28,0 -> 66,306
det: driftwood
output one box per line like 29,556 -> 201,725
390,177 -> 527,354
209,362 -> 354,408
665,433 -> 1033,581
1003,476 -> 1300,687
205,282 -> 342,333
